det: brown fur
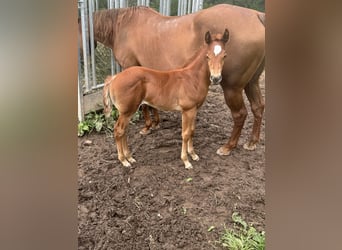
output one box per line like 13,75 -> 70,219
103,31 -> 229,168
80,4 -> 265,155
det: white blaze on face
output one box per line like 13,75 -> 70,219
213,45 -> 222,56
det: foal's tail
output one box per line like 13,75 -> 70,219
103,75 -> 116,118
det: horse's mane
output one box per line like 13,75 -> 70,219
93,6 -> 159,46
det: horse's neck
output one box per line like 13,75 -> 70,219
93,10 -> 115,48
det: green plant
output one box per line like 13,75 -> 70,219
220,212 -> 265,250
78,109 -> 141,137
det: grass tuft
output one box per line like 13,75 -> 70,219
220,212 -> 265,250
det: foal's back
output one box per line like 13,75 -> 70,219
111,65 -> 202,112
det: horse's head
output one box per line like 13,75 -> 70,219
205,29 -> 230,84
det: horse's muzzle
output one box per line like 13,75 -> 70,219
210,75 -> 222,84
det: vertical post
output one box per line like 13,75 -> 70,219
119,0 -> 127,8
191,0 -> 196,12
88,0 -> 97,89
159,1 -> 163,14
199,0 -> 203,11
78,76 -> 84,122
187,0 -> 192,14
108,0 -> 116,75
78,2 -> 84,121
166,0 -> 171,15
80,0 -> 91,92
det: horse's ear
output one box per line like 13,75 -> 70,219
205,31 -> 212,44
222,29 -> 230,43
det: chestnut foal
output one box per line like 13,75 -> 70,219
103,29 -> 229,169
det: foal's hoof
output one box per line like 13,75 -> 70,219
121,160 -> 131,167
127,157 -> 136,163
139,128 -> 151,135
216,147 -> 231,156
184,162 -> 193,169
243,142 -> 257,151
190,153 -> 200,161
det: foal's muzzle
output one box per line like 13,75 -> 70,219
210,75 -> 222,84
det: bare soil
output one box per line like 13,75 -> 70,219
78,73 -> 265,249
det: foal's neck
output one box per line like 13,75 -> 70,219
185,45 -> 210,78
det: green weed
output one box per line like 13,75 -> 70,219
220,212 -> 265,250
78,109 -> 142,136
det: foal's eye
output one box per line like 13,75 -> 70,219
206,54 -> 210,60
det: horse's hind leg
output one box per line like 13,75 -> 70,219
139,104 -> 153,135
151,107 -> 160,130
243,78 -> 265,150
114,115 -> 132,167
217,88 -> 247,156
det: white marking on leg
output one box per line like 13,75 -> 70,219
127,157 -> 136,163
184,161 -> 193,169
214,45 -> 222,56
121,159 -> 131,167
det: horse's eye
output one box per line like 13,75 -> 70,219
206,55 -> 209,60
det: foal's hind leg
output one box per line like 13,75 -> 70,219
243,78 -> 265,150
122,133 -> 136,164
114,115 -> 132,167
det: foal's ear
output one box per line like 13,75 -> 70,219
205,31 -> 212,44
222,29 -> 230,43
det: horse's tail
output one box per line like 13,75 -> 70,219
103,75 -> 116,118
257,12 -> 265,27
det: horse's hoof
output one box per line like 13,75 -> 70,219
184,162 -> 193,169
127,157 -> 136,163
216,147 -> 231,156
121,160 -> 131,167
139,128 -> 151,135
191,154 -> 200,161
243,142 -> 257,151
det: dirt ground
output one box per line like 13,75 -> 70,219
78,73 -> 265,249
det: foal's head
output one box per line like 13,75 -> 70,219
205,29 -> 230,84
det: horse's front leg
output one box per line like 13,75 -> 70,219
217,88 -> 247,156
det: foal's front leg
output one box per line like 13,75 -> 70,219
187,112 -> 199,161
181,109 -> 197,169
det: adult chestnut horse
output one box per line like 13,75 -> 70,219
80,4 -> 265,156
103,30 -> 229,168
